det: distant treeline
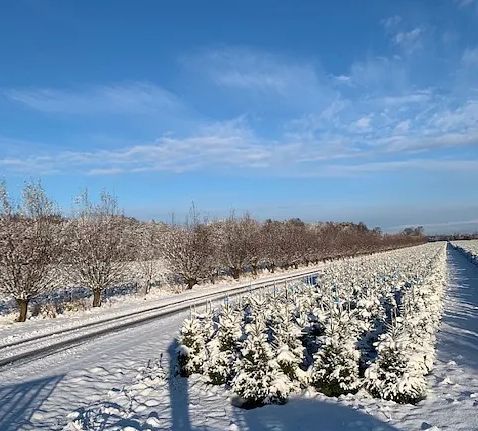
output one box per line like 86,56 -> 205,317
427,233 -> 478,242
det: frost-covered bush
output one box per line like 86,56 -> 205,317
30,302 -> 59,319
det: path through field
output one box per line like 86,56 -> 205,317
0,245 -> 477,430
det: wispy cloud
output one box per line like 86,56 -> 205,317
454,0 -> 476,8
2,82 -> 184,116
381,15 -> 427,55
381,15 -> 402,30
320,158 -> 478,176
0,119 -> 288,175
186,47 -> 316,93
183,46 -> 337,112
1,119 -> 477,178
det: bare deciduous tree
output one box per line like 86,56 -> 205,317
218,213 -> 258,279
262,219 -> 284,273
162,207 -> 215,289
134,221 -> 165,294
0,181 -> 63,321
65,191 -> 130,307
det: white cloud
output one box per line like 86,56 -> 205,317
428,100 -> 478,131
393,27 -> 425,53
0,119 -> 289,175
354,116 -> 372,129
334,75 -> 351,83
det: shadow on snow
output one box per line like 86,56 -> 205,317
232,397 -> 399,431
0,374 -> 64,431
168,339 -> 193,431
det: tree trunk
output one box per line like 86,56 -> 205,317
269,263 -> 275,273
92,289 -> 102,307
294,263 -> 299,269
252,264 -> 258,276
144,280 -> 151,295
16,298 -> 29,322
231,267 -> 241,280
187,278 -> 197,289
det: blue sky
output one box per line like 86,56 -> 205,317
1,0 -> 478,232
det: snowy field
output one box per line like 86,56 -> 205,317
1,243 -> 477,431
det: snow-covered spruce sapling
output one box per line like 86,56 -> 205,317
311,303 -> 361,397
267,296 -> 309,387
177,314 -> 209,376
364,323 -> 427,404
206,304 -> 242,384
232,318 -> 291,407
273,318 -> 309,387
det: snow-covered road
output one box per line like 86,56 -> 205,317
1,245 -> 478,431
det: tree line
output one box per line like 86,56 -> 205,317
0,181 -> 425,322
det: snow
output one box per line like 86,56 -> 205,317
1,244 -> 478,430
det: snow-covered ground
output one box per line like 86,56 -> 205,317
1,245 -> 477,431
450,239 -> 478,265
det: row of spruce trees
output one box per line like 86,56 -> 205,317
177,242 -> 446,406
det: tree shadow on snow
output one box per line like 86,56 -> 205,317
233,397 -> 400,431
438,247 -> 478,370
0,374 -> 64,431
168,339 -> 193,431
